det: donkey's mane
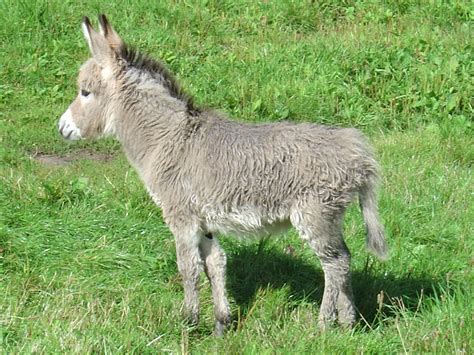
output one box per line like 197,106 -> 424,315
119,45 -> 200,115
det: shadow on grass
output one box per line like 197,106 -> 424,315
226,240 -> 439,328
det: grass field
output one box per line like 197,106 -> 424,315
1,0 -> 472,353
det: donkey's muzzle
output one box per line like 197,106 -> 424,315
58,109 -> 82,141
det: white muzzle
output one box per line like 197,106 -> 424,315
58,109 -> 82,140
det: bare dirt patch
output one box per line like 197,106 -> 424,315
32,149 -> 115,166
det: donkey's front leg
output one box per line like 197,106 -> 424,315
199,234 -> 231,336
173,225 -> 202,326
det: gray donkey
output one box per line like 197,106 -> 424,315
58,15 -> 388,335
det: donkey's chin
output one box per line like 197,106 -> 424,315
59,125 -> 83,141
61,130 -> 83,141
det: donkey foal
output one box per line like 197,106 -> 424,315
58,15 -> 388,335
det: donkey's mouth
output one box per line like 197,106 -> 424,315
58,109 -> 82,141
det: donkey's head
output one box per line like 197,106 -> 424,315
58,15 -> 124,140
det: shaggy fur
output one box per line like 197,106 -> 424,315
58,15 -> 388,335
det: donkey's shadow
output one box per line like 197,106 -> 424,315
226,241 -> 438,327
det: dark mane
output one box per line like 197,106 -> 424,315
119,45 -> 200,116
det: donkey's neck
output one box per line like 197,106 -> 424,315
111,64 -> 203,190
118,107 -> 183,161
114,85 -> 199,179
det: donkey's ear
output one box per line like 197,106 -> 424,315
82,16 -> 114,63
98,14 -> 124,52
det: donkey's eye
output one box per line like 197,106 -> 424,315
81,89 -> 91,97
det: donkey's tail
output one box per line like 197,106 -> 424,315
359,175 -> 388,260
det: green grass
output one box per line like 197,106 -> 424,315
1,0 -> 472,353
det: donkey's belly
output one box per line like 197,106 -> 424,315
203,206 -> 291,237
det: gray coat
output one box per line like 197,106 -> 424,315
58,15 -> 388,335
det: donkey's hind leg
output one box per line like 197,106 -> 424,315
199,234 -> 231,336
292,208 -> 356,329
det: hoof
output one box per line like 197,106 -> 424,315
214,318 -> 230,336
